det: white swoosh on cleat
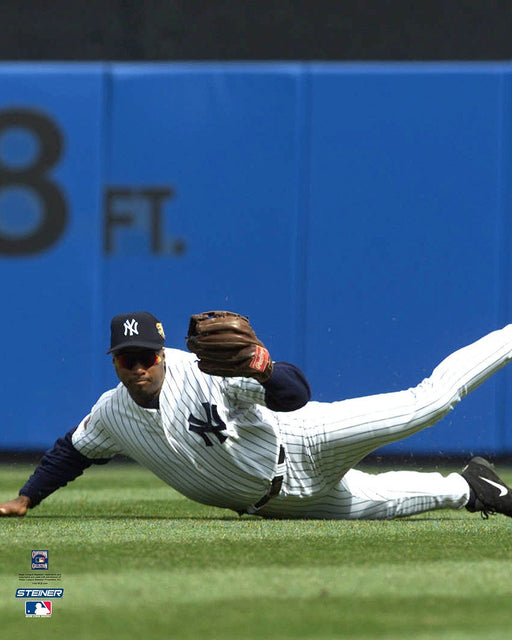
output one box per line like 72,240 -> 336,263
479,476 -> 509,497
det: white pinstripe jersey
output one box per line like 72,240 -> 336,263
72,348 -> 282,512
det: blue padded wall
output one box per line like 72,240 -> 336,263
1,62 -> 511,455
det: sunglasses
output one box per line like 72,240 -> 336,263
115,350 -> 162,370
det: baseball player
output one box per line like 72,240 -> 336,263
1,310 -> 512,520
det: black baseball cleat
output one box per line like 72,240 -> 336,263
461,457 -> 512,518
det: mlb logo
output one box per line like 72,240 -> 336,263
25,601 -> 52,617
31,550 -> 48,570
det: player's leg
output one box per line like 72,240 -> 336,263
285,324 -> 512,485
330,468 -> 470,519
261,459 -> 512,520
258,468 -> 470,520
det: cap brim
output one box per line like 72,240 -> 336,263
107,340 -> 164,354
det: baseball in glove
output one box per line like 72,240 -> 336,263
186,310 -> 273,383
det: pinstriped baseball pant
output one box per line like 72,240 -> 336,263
259,325 -> 512,519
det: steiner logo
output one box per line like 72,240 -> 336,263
25,601 -> 52,617
16,589 -> 63,598
31,550 -> 48,570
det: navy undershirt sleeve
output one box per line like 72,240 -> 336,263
19,427 -> 110,508
262,361 -> 311,412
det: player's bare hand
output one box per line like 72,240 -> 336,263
0,495 -> 31,517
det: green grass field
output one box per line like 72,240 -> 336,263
1,461 -> 512,640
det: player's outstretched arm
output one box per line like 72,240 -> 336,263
0,495 -> 31,517
0,427 -> 111,517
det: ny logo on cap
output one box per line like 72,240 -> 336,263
123,319 -> 139,336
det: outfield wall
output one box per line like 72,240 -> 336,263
1,62 -> 512,454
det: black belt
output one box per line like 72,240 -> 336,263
244,445 -> 286,515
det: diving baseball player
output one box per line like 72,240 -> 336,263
1,310 -> 512,520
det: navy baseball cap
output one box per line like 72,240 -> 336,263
107,311 -> 166,354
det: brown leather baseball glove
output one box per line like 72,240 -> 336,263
186,310 -> 273,383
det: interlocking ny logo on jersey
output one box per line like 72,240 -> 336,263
188,403 -> 227,446
124,319 -> 139,336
